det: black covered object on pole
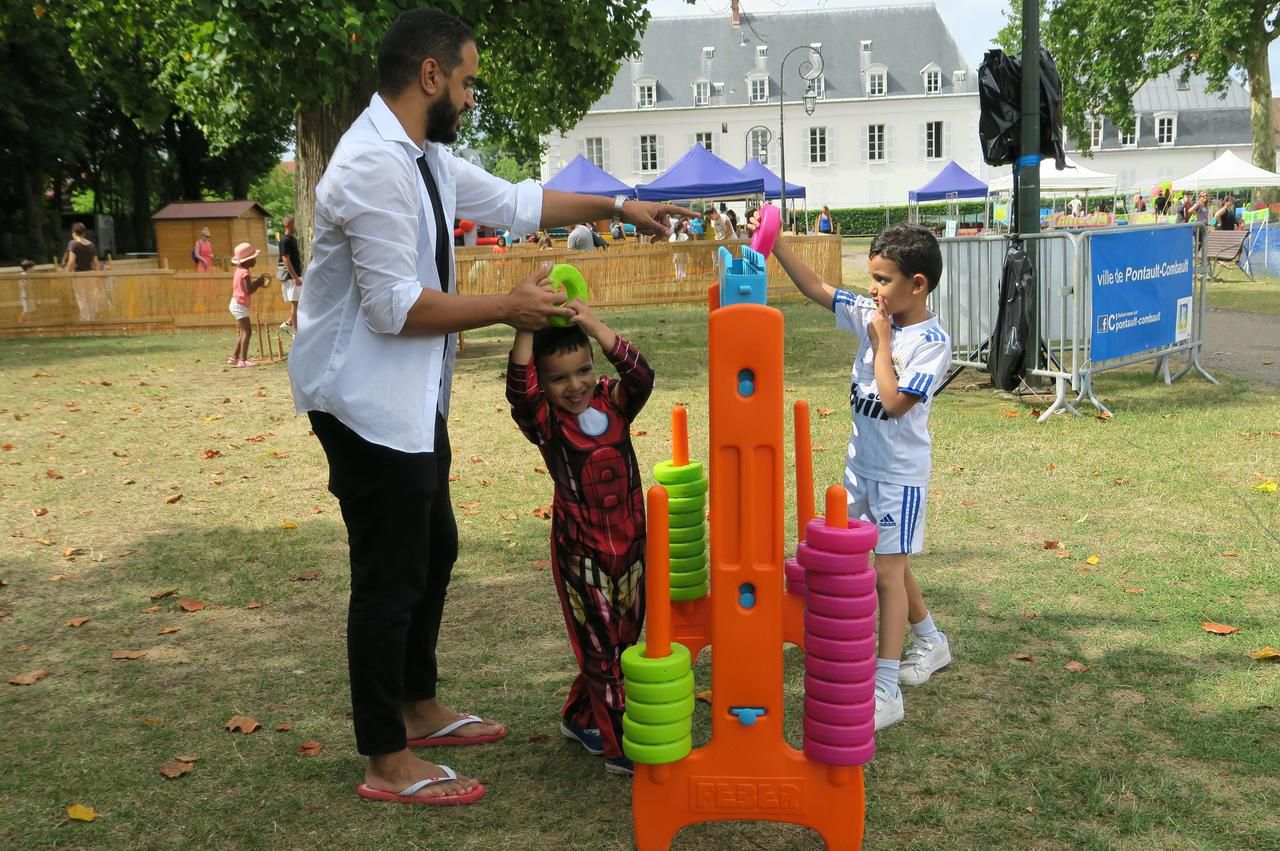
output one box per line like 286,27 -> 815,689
987,243 -> 1036,391
977,48 -> 1065,171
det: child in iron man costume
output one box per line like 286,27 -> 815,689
507,299 -> 654,776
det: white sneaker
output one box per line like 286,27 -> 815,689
899,633 -> 951,686
874,684 -> 904,730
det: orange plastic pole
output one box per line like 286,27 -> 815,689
671,405 -> 689,468
825,483 -> 847,528
644,485 -> 672,659
794,401 -> 814,542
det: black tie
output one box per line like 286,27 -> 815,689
416,155 -> 451,293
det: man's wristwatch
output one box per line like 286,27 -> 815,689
612,193 -> 627,224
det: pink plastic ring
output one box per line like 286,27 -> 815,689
749,203 -> 781,258
805,518 -> 879,554
797,543 -> 870,576
805,610 -> 876,641
804,569 -> 877,598
804,696 -> 875,726
804,590 -> 877,619
803,737 -> 875,767
786,577 -> 807,596
804,633 -> 877,661
803,652 -> 876,683
803,672 -> 876,705
803,714 -> 876,746
784,557 -> 805,580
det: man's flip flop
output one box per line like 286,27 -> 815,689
407,713 -> 508,747
356,765 -> 485,806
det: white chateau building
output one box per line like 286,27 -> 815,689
540,1 -> 1259,207
540,2 -> 983,208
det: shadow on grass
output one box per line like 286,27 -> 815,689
0,336 -> 185,369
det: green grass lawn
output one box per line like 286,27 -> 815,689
1,305 -> 1278,850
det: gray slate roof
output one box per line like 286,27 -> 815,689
1081,72 -> 1252,150
589,2 -> 976,113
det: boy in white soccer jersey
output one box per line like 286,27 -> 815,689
773,223 -> 953,731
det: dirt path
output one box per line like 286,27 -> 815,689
1202,309 -> 1280,389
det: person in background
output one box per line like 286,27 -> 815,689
1215,195 -> 1238,231
1133,194 -> 1146,213
228,241 -> 267,367
17,259 -> 35,321
194,227 -> 214,272
65,222 -> 101,321
818,205 -> 833,234
725,209 -> 740,240
278,216 -> 304,335
538,231 -> 555,250
567,222 -> 596,251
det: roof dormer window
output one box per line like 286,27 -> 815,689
920,62 -> 942,95
749,76 -> 770,103
693,80 -> 711,106
865,64 -> 887,98
952,70 -> 967,84
702,46 -> 715,60
757,45 -> 768,59
860,40 -> 872,52
635,77 -> 657,109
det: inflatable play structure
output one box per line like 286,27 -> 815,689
620,204 -> 880,850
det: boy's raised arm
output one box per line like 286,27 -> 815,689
773,238 -> 837,311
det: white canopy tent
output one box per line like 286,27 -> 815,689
988,156 -> 1117,193
1171,150 -> 1280,191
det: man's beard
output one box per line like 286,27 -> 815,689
426,94 -> 461,144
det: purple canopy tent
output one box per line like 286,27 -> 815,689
635,144 -> 764,201
544,155 -> 635,198
907,160 -> 987,202
738,159 -> 806,200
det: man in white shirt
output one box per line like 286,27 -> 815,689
289,8 -> 685,807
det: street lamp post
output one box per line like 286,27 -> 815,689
778,45 -> 823,230
745,124 -> 772,164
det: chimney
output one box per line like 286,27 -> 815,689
731,0 -> 741,26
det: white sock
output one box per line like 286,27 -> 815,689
875,658 -> 901,697
911,613 -> 943,645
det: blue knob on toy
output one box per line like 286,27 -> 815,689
547,264 -> 589,327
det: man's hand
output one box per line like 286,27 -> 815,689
505,264 -> 575,331
622,201 -> 691,238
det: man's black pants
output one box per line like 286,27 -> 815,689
308,411 -> 457,756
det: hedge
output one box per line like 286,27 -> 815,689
822,202 -> 987,236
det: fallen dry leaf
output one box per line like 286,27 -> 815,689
1124,588 -> 1144,594
1085,555 -> 1101,566
960,499 -> 977,507
309,506 -> 323,514
140,605 -> 161,614
157,626 -> 181,635
63,547 -> 85,559
112,649 -> 147,660
150,588 -> 178,601
696,689 -> 713,704
46,469 -> 63,479
123,476 -> 135,485
159,760 -> 192,780
276,722 -> 293,732
630,429 -> 648,437
65,616 -> 90,628
298,740 -> 323,757
1201,622 -> 1240,635
202,449 -> 222,459
48,572 -> 69,581
35,537 -> 53,546
1253,481 -> 1277,494
532,505 -> 552,520
1096,411 -> 1113,421
289,571 -> 317,582
1043,540 -> 1063,550
9,669 -> 50,685
67,803 -> 96,822
1220,551 -> 1239,558
139,716 -> 161,726
527,733 -> 551,744
246,601 -> 262,609
1246,647 -> 1280,661
32,507 -> 48,517
469,455 -> 486,464
1013,653 -> 1034,662
1064,660 -> 1090,673
1113,477 -> 1130,486
459,501 -> 481,510
532,559 -> 552,570
224,715 -> 261,734
1001,410 -> 1020,418
177,598 -> 205,613
817,407 -> 834,417
1022,610 -> 1037,620
1045,462 -> 1056,471
1054,551 -> 1072,559
280,521 -> 297,529
533,466 -> 547,475
175,754 -> 200,763
165,494 -> 183,504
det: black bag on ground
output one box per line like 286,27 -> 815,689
978,47 -> 1066,169
987,243 -> 1036,391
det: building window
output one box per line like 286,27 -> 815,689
1088,117 -> 1104,149
867,124 -> 886,161
694,81 -> 710,106
584,137 -> 606,169
702,46 -> 715,60
757,45 -> 768,59
1176,77 -> 1189,91
925,121 -> 944,159
749,77 -> 770,103
750,128 -> 770,165
1119,126 -> 1137,148
925,69 -> 941,94
860,40 -> 872,52
1156,114 -> 1176,146
811,73 -> 826,100
636,82 -> 656,109
952,70 -> 967,84
867,71 -> 886,97
639,135 -> 659,172
695,131 -> 714,152
809,127 -> 829,164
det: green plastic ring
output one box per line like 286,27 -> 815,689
668,539 -> 705,559
621,642 -> 691,684
624,671 -> 695,703
623,714 -> 693,746
547,264 -> 589,327
624,693 -> 696,725
670,553 -> 708,572
654,460 -> 705,485
670,583 -> 709,602
667,510 -> 705,529
667,494 -> 707,515
668,524 -> 705,544
668,568 -> 709,589
661,478 -> 708,498
623,734 -> 693,765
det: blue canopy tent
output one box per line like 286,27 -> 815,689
544,155 -> 635,198
908,160 -> 987,202
636,144 -> 764,201
738,158 -> 806,200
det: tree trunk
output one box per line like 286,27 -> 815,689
127,121 -> 151,253
20,168 -> 45,260
294,76 -> 375,264
174,116 -> 206,200
1245,34 -> 1277,204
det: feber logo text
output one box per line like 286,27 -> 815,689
691,777 -> 805,812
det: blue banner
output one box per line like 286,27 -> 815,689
1089,227 -> 1194,362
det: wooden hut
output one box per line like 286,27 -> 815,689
152,201 -> 270,272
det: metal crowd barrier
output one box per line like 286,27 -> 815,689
930,223 -> 1215,421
